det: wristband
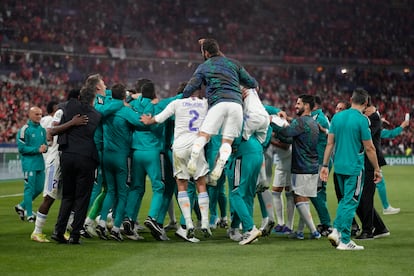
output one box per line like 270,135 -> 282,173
322,164 -> 329,168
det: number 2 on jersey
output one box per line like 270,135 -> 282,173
189,109 -> 199,132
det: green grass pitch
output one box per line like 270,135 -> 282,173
0,166 -> 413,275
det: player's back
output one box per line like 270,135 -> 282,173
173,97 -> 208,148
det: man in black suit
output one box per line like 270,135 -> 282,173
356,102 -> 389,240
51,86 -> 101,244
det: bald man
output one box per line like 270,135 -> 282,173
15,106 -> 48,222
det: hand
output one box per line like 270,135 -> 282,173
140,114 -> 153,125
71,114 -> 88,126
39,144 -> 48,153
277,111 -> 288,120
373,169 -> 383,184
320,167 -> 329,182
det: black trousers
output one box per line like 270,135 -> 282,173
356,169 -> 387,233
54,153 -> 97,239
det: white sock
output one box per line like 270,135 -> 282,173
296,201 -> 317,233
112,226 -> 120,232
34,211 -> 47,234
272,191 -> 284,225
261,190 -> 275,222
178,191 -> 194,229
198,192 -> 210,228
218,143 -> 232,162
285,191 -> 295,230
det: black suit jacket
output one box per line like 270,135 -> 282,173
58,98 -> 101,163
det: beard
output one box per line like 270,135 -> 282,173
296,107 -> 304,116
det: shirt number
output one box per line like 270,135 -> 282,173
189,110 -> 199,132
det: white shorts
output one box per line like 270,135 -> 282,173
291,173 -> 318,197
43,156 -> 62,200
200,102 -> 243,140
173,146 -> 209,181
272,169 -> 292,188
243,113 -> 269,144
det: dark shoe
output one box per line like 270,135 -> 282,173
122,218 -> 135,236
144,216 -> 163,240
110,230 -> 124,242
186,228 -> 195,239
68,237 -> 81,244
373,229 -> 390,239
51,232 -> 68,244
96,225 -> 109,240
317,224 -> 332,237
351,224 -> 360,236
80,227 -> 92,239
356,231 -> 374,240
14,205 -> 25,221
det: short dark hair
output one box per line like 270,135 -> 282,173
299,94 -> 315,110
135,78 -> 152,94
46,101 -> 58,114
67,89 -> 80,100
141,81 -> 156,99
111,83 -> 126,100
201,39 -> 220,56
79,86 -> 96,104
351,88 -> 369,105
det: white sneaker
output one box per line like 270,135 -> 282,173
84,222 -> 98,237
328,228 -> 340,247
228,228 -> 243,242
336,240 -> 364,251
175,227 -> 200,243
383,206 -> 400,215
239,226 -> 262,245
210,158 -> 227,182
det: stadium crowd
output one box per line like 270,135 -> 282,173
1,0 -> 413,60
1,61 -> 413,155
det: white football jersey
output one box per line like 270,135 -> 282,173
155,97 -> 208,150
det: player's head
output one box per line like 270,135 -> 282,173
296,94 -> 314,116
135,78 -> 152,94
200,38 -> 220,60
67,89 -> 81,100
314,95 -> 322,109
351,88 -> 369,106
85,73 -> 106,96
46,101 -> 58,115
141,80 -> 156,99
29,106 -> 42,123
335,100 -> 350,113
111,83 -> 127,100
79,86 -> 96,105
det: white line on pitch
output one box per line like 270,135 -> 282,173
0,193 -> 23,198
